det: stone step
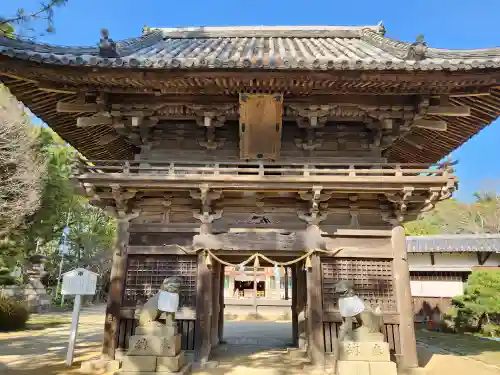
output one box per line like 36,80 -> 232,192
286,347 -> 307,359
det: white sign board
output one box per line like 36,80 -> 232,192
61,268 -> 97,296
61,268 -> 98,367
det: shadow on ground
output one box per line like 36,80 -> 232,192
416,330 -> 500,367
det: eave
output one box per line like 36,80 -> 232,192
0,24 -> 499,162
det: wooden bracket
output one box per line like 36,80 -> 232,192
193,210 -> 223,224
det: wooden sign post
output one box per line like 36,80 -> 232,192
61,268 -> 98,367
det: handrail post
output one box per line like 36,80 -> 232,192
303,164 -> 310,177
348,165 -> 356,177
395,164 -> 403,177
123,160 -> 130,174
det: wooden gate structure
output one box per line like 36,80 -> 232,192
1,24 -> 500,370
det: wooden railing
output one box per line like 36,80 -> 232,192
77,159 -> 455,179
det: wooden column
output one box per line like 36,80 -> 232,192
306,253 -> 325,366
291,264 -> 298,347
211,261 -> 221,346
392,225 -> 418,369
192,186 -> 221,365
284,267 -> 289,300
194,251 -> 212,364
296,261 -> 307,350
102,211 -> 137,359
218,265 -> 225,344
252,267 -> 258,314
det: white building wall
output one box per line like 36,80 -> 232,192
410,280 -> 464,298
408,252 -> 500,271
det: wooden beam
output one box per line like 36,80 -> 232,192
77,115 -> 113,127
427,105 -> 470,117
323,312 -> 400,324
402,137 -> 424,150
129,223 -> 393,237
116,93 -> 416,107
56,101 -> 100,113
412,119 -> 447,131
98,134 -> 119,145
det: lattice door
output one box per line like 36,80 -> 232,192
123,255 -> 197,308
322,258 -> 396,312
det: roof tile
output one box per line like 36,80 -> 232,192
1,26 -> 499,71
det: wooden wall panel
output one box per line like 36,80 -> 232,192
239,94 -> 283,160
321,257 -> 396,312
123,255 -> 197,308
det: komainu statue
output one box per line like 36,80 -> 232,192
335,280 -> 384,342
333,281 -> 397,375
134,276 -> 183,332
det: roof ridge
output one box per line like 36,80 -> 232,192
149,25 -> 385,39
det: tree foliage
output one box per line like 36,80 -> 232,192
446,270 -> 500,336
0,0 -> 68,37
0,86 -> 44,238
405,190 -> 500,235
0,89 -> 115,289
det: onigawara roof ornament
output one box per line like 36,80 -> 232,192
406,34 -> 428,61
98,28 -> 119,58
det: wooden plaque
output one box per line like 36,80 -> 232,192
239,93 -> 283,160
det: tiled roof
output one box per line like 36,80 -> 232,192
406,234 -> 500,253
1,25 -> 500,70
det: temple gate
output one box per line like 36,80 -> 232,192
1,24 -> 500,372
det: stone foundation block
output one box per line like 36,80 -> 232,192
127,334 -> 181,356
162,334 -> 182,356
120,355 -> 156,372
135,324 -> 176,337
337,360 -> 370,375
369,361 -> 397,375
156,352 -> 186,372
80,358 -> 121,374
339,341 -> 390,362
115,363 -> 192,375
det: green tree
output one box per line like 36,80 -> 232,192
404,199 -> 464,235
0,122 -> 116,291
447,270 -> 500,336
0,1 -> 68,37
0,86 -> 45,268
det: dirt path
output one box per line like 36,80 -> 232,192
0,314 -> 498,375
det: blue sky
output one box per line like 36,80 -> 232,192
5,0 -> 500,201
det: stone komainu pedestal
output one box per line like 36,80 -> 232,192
116,324 -> 191,375
337,340 -> 397,375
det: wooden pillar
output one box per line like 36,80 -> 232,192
252,267 -> 257,314
291,264 -> 298,347
102,216 -> 132,359
392,225 -> 418,369
306,254 -> 325,366
218,265 -> 225,343
194,251 -> 212,364
284,267 -> 289,300
296,260 -> 307,350
211,261 -> 221,346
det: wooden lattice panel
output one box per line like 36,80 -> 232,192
322,258 -> 396,312
123,255 -> 197,308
